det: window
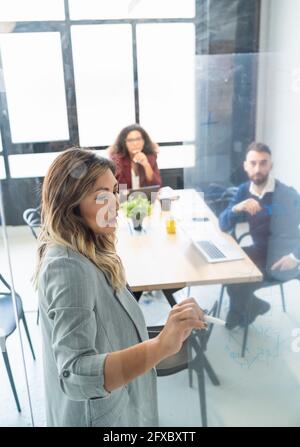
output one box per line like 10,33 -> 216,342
8,152 -> 61,178
0,32 -> 69,143
137,23 -> 195,142
157,145 -> 195,169
69,0 -> 195,20
0,0 -> 65,22
71,25 -> 135,146
0,1 -> 195,171
8,149 -> 109,178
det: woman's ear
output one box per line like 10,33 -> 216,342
74,205 -> 81,216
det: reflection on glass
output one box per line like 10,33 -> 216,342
71,25 -> 135,147
185,53 -> 259,190
137,23 -> 195,142
0,0 -> 65,22
69,0 -> 195,20
0,32 -> 69,144
183,45 -> 300,426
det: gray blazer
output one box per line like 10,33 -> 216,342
38,244 -> 158,427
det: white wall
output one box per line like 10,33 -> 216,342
256,0 -> 300,192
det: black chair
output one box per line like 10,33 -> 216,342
204,184 -> 238,217
147,301 -> 219,427
0,274 -> 35,412
22,207 -> 41,240
22,207 -> 41,324
217,229 -> 300,357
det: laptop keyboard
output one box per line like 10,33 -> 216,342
196,240 -> 226,260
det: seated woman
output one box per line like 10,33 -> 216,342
108,124 -> 161,189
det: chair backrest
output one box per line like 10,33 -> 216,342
204,183 -> 238,217
0,273 -> 21,337
22,207 -> 41,239
0,274 -> 11,292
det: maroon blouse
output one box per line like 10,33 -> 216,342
110,153 -> 162,189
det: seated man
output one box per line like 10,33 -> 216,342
219,142 -> 300,329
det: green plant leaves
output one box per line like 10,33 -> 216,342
121,195 -> 152,217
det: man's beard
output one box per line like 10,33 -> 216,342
250,173 -> 269,186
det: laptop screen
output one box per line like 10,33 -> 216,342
127,185 -> 160,202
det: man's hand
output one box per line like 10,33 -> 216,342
233,198 -> 262,216
271,255 -> 299,271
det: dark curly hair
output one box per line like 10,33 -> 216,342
110,124 -> 157,157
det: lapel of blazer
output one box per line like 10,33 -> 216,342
90,258 -> 147,342
113,287 -> 148,343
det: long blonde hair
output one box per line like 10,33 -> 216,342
34,147 -> 125,291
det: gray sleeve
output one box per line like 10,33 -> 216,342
44,256 -> 110,401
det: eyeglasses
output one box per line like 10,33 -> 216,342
125,137 -> 144,143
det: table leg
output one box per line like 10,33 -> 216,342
203,355 -> 220,386
163,288 -> 181,307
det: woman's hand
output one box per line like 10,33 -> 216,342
157,298 -> 206,359
104,297 -> 205,391
133,152 -> 149,167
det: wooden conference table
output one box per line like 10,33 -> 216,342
116,188 -> 263,298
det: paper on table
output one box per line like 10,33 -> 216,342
159,186 -> 180,200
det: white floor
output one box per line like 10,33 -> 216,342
1,226 -> 300,427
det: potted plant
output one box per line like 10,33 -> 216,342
122,195 -> 152,231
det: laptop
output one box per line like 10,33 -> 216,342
184,221 -> 244,263
127,185 -> 160,202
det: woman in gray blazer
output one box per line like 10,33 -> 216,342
35,148 -> 205,427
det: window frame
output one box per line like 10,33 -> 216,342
0,0 -> 197,179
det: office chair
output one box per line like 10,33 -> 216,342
147,301 -> 219,427
217,228 -> 300,357
204,184 -> 238,217
22,207 -> 41,324
0,274 -> 36,412
22,207 -> 41,240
